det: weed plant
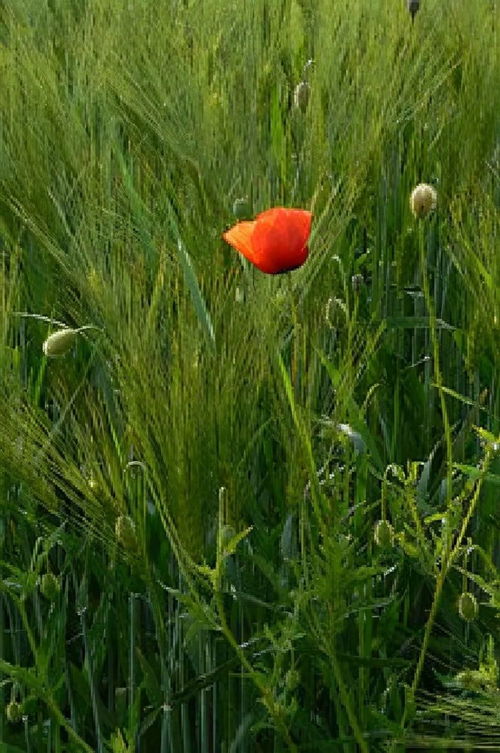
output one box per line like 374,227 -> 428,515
0,0 -> 498,751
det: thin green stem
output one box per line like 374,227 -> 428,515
214,585 -> 298,753
407,447 -> 492,715
330,650 -> 370,753
418,226 -> 453,501
44,695 -> 95,753
399,229 -> 493,733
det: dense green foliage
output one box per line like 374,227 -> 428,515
0,0 -> 499,750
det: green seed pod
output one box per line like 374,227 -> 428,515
42,328 -> 77,357
293,81 -> 310,112
6,701 -> 22,724
115,515 -> 138,551
410,183 -> 437,219
458,592 -> 478,622
40,572 -> 61,601
374,520 -> 394,549
232,197 -> 250,219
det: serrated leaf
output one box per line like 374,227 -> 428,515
221,526 -> 253,558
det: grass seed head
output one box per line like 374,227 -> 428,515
115,514 -> 138,551
374,519 -> 394,548
42,328 -> 77,357
410,183 -> 437,219
458,592 -> 478,622
294,81 -> 310,112
6,701 -> 22,724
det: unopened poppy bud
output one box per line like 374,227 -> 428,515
40,572 -> 61,601
285,669 -> 300,692
42,328 -> 77,357
407,0 -> 420,21
410,183 -> 437,219
6,701 -> 22,724
458,592 -> 478,622
293,81 -> 310,112
374,519 -> 394,549
233,197 -> 250,219
351,274 -> 364,292
115,515 -> 138,551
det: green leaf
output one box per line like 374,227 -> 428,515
453,464 -> 500,485
0,743 -> 29,753
175,237 -> 216,351
385,316 -> 454,330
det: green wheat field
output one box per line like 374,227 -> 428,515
0,0 -> 499,751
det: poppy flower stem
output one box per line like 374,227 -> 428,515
287,276 -> 300,393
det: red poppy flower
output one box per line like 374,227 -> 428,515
223,207 -> 312,274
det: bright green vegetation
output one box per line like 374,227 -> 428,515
0,0 -> 499,750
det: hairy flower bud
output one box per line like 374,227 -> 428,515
458,592 -> 478,622
407,0 -> 420,21
293,81 -> 310,112
410,183 -> 437,219
115,515 -> 138,551
40,572 -> 61,601
232,197 -> 251,219
351,274 -> 364,293
42,328 -> 77,357
374,519 -> 394,549
6,701 -> 22,724
285,669 -> 300,692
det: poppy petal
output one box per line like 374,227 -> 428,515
222,221 -> 258,265
223,207 -> 312,275
252,208 -> 312,273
